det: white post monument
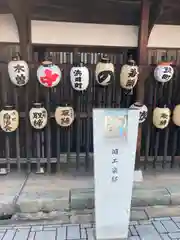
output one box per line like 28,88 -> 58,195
93,108 -> 139,240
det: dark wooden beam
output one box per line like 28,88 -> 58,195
32,5 -> 140,25
148,0 -> 164,36
135,0 -> 150,169
163,0 -> 180,8
7,0 -> 32,61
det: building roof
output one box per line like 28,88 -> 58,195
1,0 -> 180,25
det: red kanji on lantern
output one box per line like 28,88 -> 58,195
40,69 -> 59,87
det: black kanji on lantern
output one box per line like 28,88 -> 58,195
159,120 -> 167,126
163,67 -> 172,74
14,64 -> 25,73
33,119 -> 43,127
61,117 -> 70,125
128,68 -> 137,78
160,113 -> 168,119
161,74 -> 170,81
62,110 -> 70,116
33,112 -> 43,119
73,70 -> 82,77
139,111 -> 147,122
3,113 -> 12,131
15,74 -> 26,85
74,75 -> 82,89
75,82 -> 82,89
126,79 -> 135,88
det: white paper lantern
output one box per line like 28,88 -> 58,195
129,102 -> 148,123
95,56 -> 114,86
8,57 -> 29,87
55,106 -> 74,127
70,63 -> 89,91
0,106 -> 19,132
37,60 -> 61,88
29,103 -> 48,129
153,107 -> 171,129
120,60 -> 139,90
172,104 -> 180,126
154,62 -> 174,83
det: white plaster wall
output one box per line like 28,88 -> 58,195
148,25 -> 180,48
1,14 -> 180,48
31,20 -> 138,47
0,14 -> 19,42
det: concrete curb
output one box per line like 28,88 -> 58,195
2,184 -> 180,222
14,186 -> 172,215
0,174 -> 28,219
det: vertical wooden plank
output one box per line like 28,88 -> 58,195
75,92 -> 81,170
35,72 -> 41,173
162,78 -> 174,168
171,66 -> 179,168
45,89 -> 51,173
1,65 -> 11,172
73,48 -> 81,170
25,67 -> 31,173
56,124 -> 61,172
152,82 -> 163,168
115,55 -> 122,108
153,130 -> 160,168
8,0 -> 32,172
85,69 -> 92,171
65,64 -> 72,166
144,70 -> 153,169
14,87 -> 21,172
56,65 -> 61,172
171,127 -> 178,168
135,0 -> 150,169
36,132 -> 41,172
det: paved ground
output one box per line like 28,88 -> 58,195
1,216 -> 180,239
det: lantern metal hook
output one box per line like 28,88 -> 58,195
12,52 -> 21,61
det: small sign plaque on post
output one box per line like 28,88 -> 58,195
93,108 -> 139,240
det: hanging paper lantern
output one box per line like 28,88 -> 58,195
70,62 -> 89,91
37,60 -> 61,88
29,103 -> 48,129
8,56 -> 29,87
55,106 -> 74,127
153,107 -> 171,129
95,56 -> 114,86
120,59 -> 139,90
0,106 -> 19,132
172,104 -> 180,126
154,62 -> 174,83
129,102 -> 148,123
